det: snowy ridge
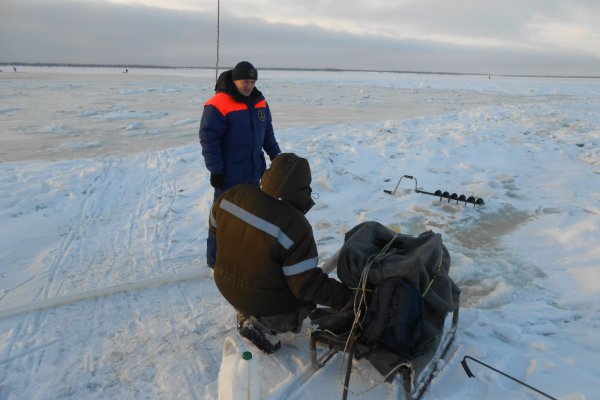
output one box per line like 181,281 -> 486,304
0,270 -> 204,319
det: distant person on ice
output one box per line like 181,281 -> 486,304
199,61 -> 281,269
210,153 -> 351,353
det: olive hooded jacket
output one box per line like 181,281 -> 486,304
210,153 -> 351,317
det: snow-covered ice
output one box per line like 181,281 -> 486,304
0,66 -> 599,399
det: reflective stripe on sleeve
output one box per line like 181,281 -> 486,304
282,257 -> 318,276
220,199 -> 294,249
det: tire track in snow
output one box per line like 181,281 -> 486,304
0,158 -> 119,385
1,147 -> 209,396
131,151 -> 205,363
0,338 -> 62,365
37,158 -> 116,302
138,151 -> 177,277
0,152 -> 185,390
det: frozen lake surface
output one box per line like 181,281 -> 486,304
0,67 -> 599,399
1,66 -> 586,162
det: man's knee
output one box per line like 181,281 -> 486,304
250,307 -> 311,334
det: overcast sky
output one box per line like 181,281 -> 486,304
2,0 -> 600,76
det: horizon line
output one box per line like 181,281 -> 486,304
1,62 -> 599,80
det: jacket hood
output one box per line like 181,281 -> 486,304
215,70 -> 262,102
261,153 -> 315,213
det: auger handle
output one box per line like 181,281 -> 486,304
384,175 -> 417,195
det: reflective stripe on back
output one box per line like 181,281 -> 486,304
220,199 -> 294,249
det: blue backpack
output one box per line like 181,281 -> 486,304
361,277 -> 424,355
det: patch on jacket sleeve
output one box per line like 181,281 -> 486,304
257,109 -> 266,121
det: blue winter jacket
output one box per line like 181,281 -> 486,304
199,70 -> 281,191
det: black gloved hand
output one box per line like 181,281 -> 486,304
210,173 -> 225,188
340,294 -> 356,311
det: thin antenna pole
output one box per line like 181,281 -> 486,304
215,0 -> 220,82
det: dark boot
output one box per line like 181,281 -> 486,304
237,319 -> 281,354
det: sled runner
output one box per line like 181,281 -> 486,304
308,221 -> 461,400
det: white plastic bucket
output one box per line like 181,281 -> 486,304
218,335 -> 262,400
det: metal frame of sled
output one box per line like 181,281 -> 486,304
309,305 -> 460,400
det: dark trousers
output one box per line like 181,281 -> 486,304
237,307 -> 312,334
206,187 -> 227,268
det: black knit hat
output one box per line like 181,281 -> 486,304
232,61 -> 258,81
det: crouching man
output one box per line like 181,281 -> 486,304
210,153 -> 351,353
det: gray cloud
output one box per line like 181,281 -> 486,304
1,0 -> 216,66
1,0 -> 599,76
228,0 -> 600,51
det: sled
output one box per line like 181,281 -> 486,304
308,221 -> 461,400
309,303 -> 459,400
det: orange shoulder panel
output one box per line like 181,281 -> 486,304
206,93 -> 248,116
255,99 -> 267,108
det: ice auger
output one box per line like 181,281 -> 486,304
384,175 -> 485,206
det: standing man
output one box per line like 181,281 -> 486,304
200,61 -> 281,269
210,153 -> 351,353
